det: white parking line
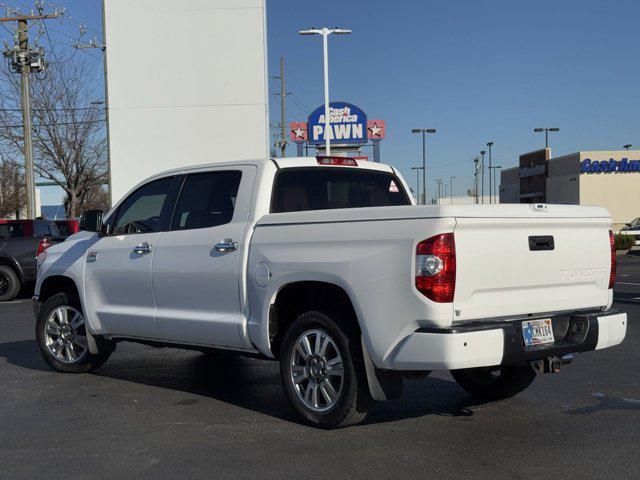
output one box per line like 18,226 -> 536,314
614,297 -> 640,303
616,282 -> 640,286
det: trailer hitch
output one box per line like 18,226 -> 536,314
530,354 -> 574,374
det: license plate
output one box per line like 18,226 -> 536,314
522,318 -> 555,347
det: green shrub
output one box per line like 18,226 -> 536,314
614,233 -> 635,251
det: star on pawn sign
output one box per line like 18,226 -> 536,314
369,123 -> 382,137
292,125 -> 306,139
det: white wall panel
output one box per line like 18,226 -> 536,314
104,0 -> 269,202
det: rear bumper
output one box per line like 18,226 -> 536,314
391,308 -> 627,371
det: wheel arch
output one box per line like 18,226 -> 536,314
0,255 -> 25,283
39,275 -> 80,304
268,281 -> 361,359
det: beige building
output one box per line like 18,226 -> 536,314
501,150 -> 640,229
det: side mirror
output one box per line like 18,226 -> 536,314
625,223 -> 632,227
79,210 -> 103,232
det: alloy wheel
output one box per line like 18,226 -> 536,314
44,305 -> 89,364
289,329 -> 344,412
0,272 -> 9,296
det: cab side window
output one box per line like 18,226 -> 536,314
113,177 -> 174,235
171,171 -> 242,231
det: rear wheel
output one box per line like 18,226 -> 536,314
451,365 -> 536,401
279,311 -> 374,428
36,292 -> 113,373
0,265 -> 21,302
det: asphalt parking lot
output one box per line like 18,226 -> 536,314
1,257 -> 639,479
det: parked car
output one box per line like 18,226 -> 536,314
33,157 -> 627,428
54,220 -> 79,237
0,219 -> 62,301
620,217 -> 640,245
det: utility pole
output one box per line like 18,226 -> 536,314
272,57 -> 291,157
279,57 -> 286,157
1,9 -> 59,219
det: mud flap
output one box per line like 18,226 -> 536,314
361,336 -> 403,401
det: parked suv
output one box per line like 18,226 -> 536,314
33,158 -> 627,428
0,219 -> 62,301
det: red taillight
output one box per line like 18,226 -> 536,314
316,156 -> 358,166
609,230 -> 616,289
37,238 -> 51,257
415,233 -> 456,303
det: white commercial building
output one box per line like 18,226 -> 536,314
103,0 -> 269,203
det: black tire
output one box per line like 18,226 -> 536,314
36,292 -> 113,373
279,310 -> 374,428
0,265 -> 21,302
451,365 -> 536,401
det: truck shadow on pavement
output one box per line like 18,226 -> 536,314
1,339 -> 491,425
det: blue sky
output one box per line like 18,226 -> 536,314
6,0 -> 639,204
267,0 -> 640,197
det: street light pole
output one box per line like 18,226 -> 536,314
299,27 -> 352,157
487,144 -> 492,203
473,157 -> 479,204
411,128 -> 436,205
492,166 -> 502,203
450,176 -> 456,204
435,179 -> 443,204
480,150 -> 485,204
533,127 -> 559,149
411,166 -> 422,204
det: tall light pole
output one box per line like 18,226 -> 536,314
491,166 -> 502,203
486,142 -> 494,204
411,128 -> 436,205
533,127 -> 559,149
435,179 -> 443,204
480,150 -> 486,204
473,157 -> 479,204
411,166 -> 423,204
299,27 -> 352,156
450,176 -> 456,204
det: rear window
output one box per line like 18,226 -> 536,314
271,168 -> 410,213
35,222 -> 58,237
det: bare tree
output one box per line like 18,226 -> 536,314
0,59 -> 107,218
0,154 -> 25,218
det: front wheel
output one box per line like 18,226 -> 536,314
451,365 -> 536,401
279,311 -> 374,428
0,265 -> 21,302
36,292 -> 113,373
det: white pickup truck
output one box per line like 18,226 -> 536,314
33,156 -> 627,428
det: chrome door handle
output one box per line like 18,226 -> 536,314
133,242 -> 152,254
214,239 -> 238,253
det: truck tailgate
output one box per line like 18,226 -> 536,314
453,205 -> 612,322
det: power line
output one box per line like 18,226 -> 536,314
291,92 -> 310,113
1,118 -> 106,128
0,106 -> 105,111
